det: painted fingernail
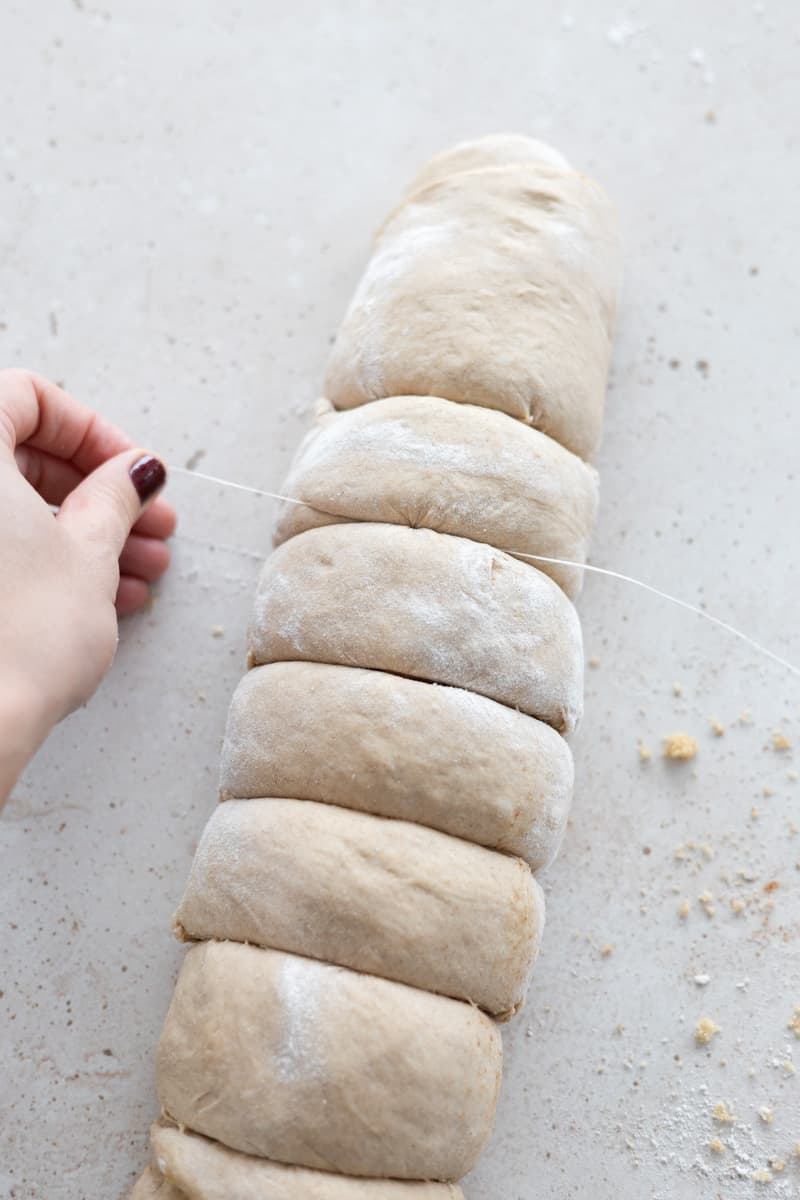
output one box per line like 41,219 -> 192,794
129,454 -> 167,505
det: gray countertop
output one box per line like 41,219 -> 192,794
2,2 -> 799,1196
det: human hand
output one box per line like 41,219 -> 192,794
0,368 -> 176,802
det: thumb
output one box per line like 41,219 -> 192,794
58,451 -> 167,562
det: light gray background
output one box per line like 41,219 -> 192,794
2,2 -> 799,1197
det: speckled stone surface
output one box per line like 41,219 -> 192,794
1,3 -> 799,1198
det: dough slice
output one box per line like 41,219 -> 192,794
324,156 -> 618,459
174,798 -> 543,1018
156,942 -> 502,1181
129,1166 -> 183,1199
405,132 -> 571,193
273,395 -> 598,597
248,524 -> 583,732
148,1120 -> 465,1198
220,662 -> 573,869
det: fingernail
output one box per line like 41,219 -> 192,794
129,454 -> 167,505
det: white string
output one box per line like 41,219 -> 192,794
168,464 -> 800,680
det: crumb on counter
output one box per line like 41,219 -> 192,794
678,898 -> 691,920
673,681 -> 682,697
695,1016 -> 720,1045
663,733 -> 697,760
713,1100 -> 735,1122
711,718 -> 725,736
698,890 -> 715,917
638,741 -> 652,762
709,1137 -> 725,1154
788,1006 -> 800,1038
758,1106 -> 774,1125
752,1168 -> 773,1183
588,655 -> 601,668
600,944 -> 614,958
212,625 -> 225,638
772,731 -> 792,752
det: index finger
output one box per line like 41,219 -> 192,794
0,368 -> 135,472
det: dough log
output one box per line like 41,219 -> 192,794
249,522 -> 584,733
273,394 -> 598,597
174,798 -> 544,1018
324,137 -> 619,459
155,941 -> 502,1181
220,661 -> 574,869
132,134 -> 619,1197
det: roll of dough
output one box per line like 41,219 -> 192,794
174,798 -> 543,1018
145,1120 -> 465,1199
273,395 -> 598,597
324,139 -> 618,459
248,523 -> 583,732
220,662 -> 573,869
156,942 -> 502,1181
406,133 -> 571,193
130,1168 -> 182,1200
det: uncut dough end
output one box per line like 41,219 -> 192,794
220,662 -> 574,870
404,132 -> 571,195
155,941 -> 502,1181
249,523 -> 584,732
150,1120 -> 465,1199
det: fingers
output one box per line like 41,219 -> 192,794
15,442 -> 177,539
0,368 -> 133,468
134,495 -> 178,540
58,449 -> 167,568
119,533 -> 171,582
116,575 -> 151,617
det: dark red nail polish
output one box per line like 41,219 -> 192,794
130,454 -> 167,505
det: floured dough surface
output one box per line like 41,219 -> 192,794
405,133 -> 571,194
175,798 -> 543,1017
273,395 -> 598,597
129,1166 -> 183,1200
324,152 -> 618,459
249,523 -> 584,732
156,941 -> 502,1181
147,1121 -> 465,1199
220,662 -> 573,869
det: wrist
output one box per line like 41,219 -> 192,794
0,672 -> 55,805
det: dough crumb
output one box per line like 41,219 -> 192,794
701,843 -> 714,860
788,769 -> 798,781
752,1168 -> 773,1183
731,898 -> 745,915
211,625 -> 224,638
638,741 -> 652,762
698,890 -> 715,917
751,806 -> 761,820
600,944 -> 614,958
772,731 -> 792,752
713,1100 -> 735,1122
711,718 -> 725,736
695,1016 -> 721,1045
663,733 -> 697,760
709,1137 -> 725,1154
588,655 -> 601,668
673,681 -> 682,696
678,898 -> 691,920
769,1158 -> 785,1173
758,1106 -> 774,1124
787,1006 -> 800,1037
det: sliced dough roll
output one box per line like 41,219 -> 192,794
174,798 -> 543,1018
273,395 -> 598,597
220,662 -> 573,869
248,524 -> 583,733
156,942 -> 502,1181
144,1121 -> 464,1199
324,142 -> 619,459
